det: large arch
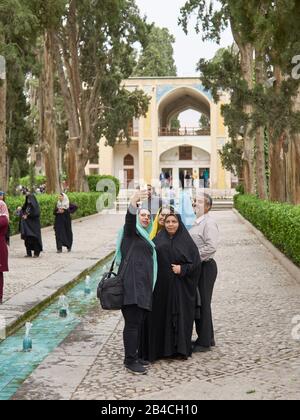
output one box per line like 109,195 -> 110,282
158,86 -> 211,130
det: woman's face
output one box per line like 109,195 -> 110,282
158,208 -> 171,227
139,210 -> 151,228
59,194 -> 64,202
165,215 -> 179,236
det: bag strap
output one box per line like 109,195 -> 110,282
110,241 -> 135,277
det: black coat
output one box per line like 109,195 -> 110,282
140,215 -> 201,362
119,206 -> 154,311
54,208 -> 73,249
20,194 -> 43,252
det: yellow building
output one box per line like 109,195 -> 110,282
87,77 -> 232,190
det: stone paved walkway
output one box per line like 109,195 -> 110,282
13,210 -> 300,400
3,212 -> 124,302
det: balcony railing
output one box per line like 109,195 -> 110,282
159,127 -> 211,137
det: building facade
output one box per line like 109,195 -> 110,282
86,77 -> 232,190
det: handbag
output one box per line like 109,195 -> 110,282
97,242 -> 135,310
69,203 -> 78,214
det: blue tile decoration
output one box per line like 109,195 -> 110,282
0,260 -> 113,401
156,83 -> 212,103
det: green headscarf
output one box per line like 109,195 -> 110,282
115,210 -> 158,290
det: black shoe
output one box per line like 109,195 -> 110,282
125,361 -> 147,375
193,345 -> 212,353
192,339 -> 216,347
138,359 -> 151,368
57,250 -> 62,254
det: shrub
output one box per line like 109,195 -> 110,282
86,175 -> 120,196
5,192 -> 102,236
19,175 -> 47,188
234,194 -> 300,267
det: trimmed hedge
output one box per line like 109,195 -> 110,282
234,194 -> 300,267
5,193 -> 101,236
86,175 -> 120,196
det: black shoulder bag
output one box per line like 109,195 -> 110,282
97,242 -> 135,310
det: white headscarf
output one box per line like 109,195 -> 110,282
57,193 -> 70,210
0,201 -> 9,221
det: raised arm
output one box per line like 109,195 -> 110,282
123,190 -> 148,237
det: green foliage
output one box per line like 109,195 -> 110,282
86,175 -> 120,196
235,184 -> 245,194
234,194 -> 300,266
199,114 -> 210,130
170,117 -> 181,130
28,163 -> 36,193
219,140 -> 243,178
5,192 -> 102,235
19,175 -> 47,188
9,158 -> 21,196
59,0 -> 152,150
0,0 -> 38,175
134,26 -> 177,77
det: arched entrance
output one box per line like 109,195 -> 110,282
158,86 -> 211,137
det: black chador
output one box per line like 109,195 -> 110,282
20,194 -> 43,257
140,214 -> 201,362
54,195 -> 73,253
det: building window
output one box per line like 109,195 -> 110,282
179,146 -> 192,160
124,154 -> 134,166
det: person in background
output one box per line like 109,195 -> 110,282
146,184 -> 162,216
54,193 -> 73,254
20,193 -> 43,258
0,192 -> 10,246
150,206 -> 174,240
0,201 -> 9,304
190,193 -> 219,352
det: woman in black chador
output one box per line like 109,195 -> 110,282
54,193 -> 73,253
20,194 -> 43,258
140,213 -> 201,362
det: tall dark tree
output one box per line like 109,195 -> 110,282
134,26 -> 177,77
0,0 -> 38,187
45,0 -> 151,191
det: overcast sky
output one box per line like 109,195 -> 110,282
136,0 -> 233,77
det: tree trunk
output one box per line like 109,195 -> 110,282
40,30 -> 60,194
269,66 -> 287,202
0,62 -> 8,191
239,43 -> 256,195
269,133 -> 286,202
52,2 -> 90,192
289,88 -> 300,204
255,51 -> 268,200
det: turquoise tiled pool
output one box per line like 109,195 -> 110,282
0,259 -> 112,401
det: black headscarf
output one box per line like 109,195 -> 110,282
140,213 -> 201,362
20,194 -> 43,251
22,194 -> 40,218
